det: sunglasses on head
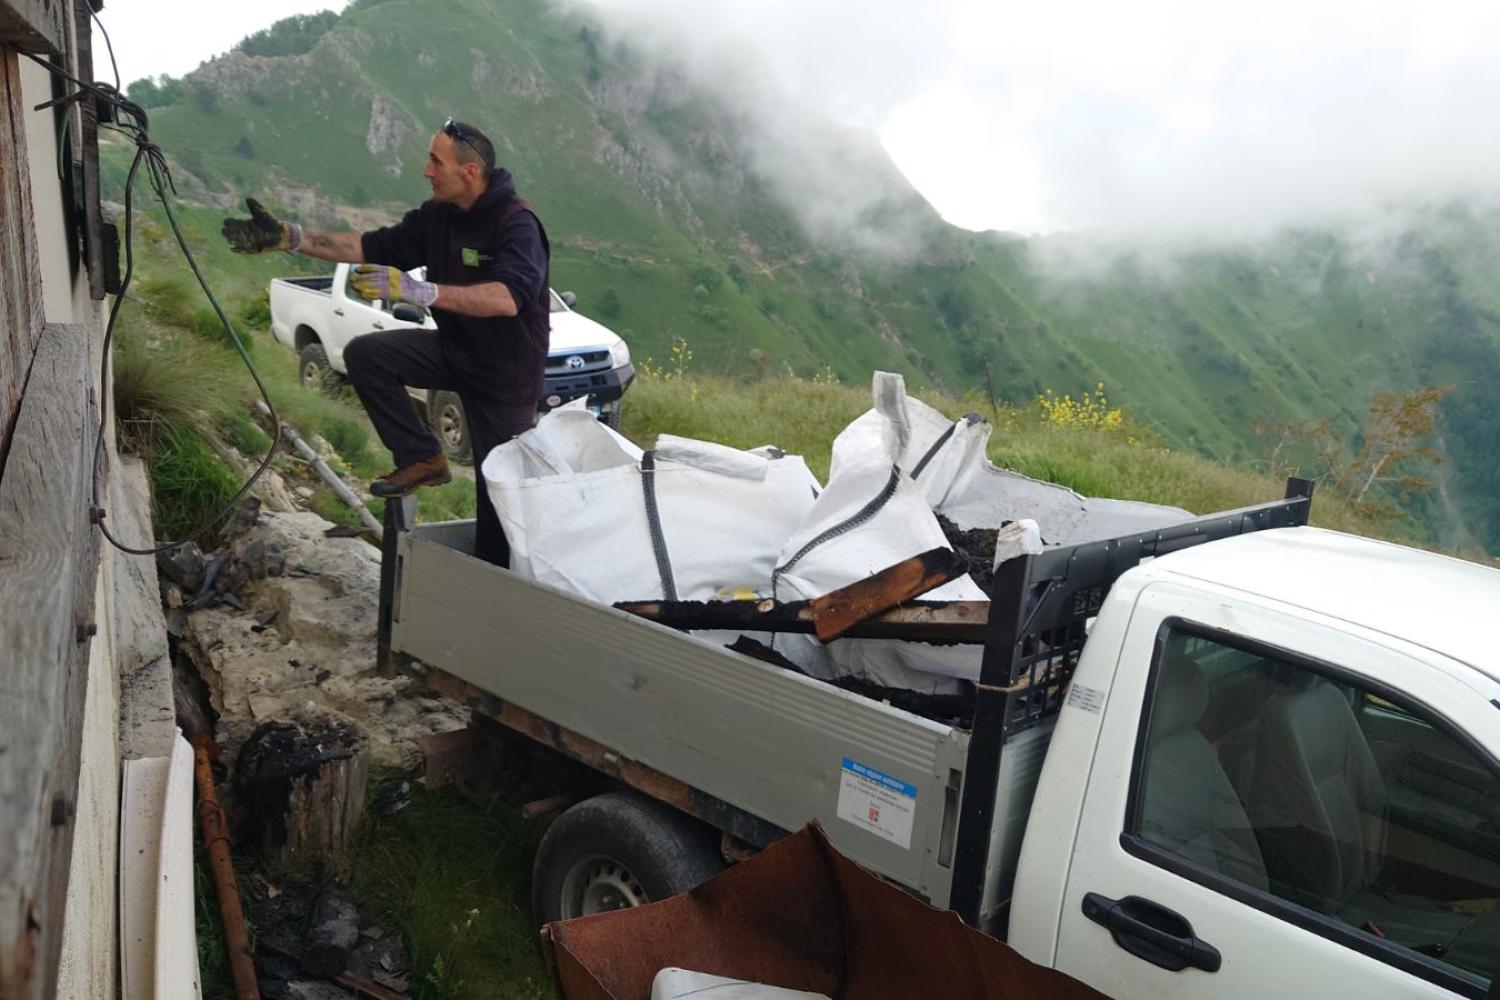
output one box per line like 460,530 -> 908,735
442,117 -> 492,169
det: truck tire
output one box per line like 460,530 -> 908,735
428,391 -> 472,463
602,404 -> 623,431
531,792 -> 724,925
298,343 -> 344,396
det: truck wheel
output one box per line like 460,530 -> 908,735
602,404 -> 623,431
428,391 -> 472,463
298,343 -> 343,396
531,792 -> 724,925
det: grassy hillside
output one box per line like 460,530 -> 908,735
107,0 -> 1500,553
109,196 -> 1414,552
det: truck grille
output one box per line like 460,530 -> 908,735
546,350 -> 611,377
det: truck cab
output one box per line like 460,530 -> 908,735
1009,528 -> 1500,999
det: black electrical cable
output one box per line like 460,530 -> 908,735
17,46 -> 283,556
88,6 -> 120,93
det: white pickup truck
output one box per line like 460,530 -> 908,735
268,263 -> 634,459
379,480 -> 1500,999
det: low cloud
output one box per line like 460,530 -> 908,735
564,0 -> 1500,242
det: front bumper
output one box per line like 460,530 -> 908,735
541,362 -> 635,411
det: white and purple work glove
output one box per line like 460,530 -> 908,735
350,264 -> 439,307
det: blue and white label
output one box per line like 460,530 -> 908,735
837,757 -> 917,848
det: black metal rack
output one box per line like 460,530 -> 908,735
947,478 -> 1315,929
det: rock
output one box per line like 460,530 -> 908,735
347,926 -> 409,989
179,509 -> 467,769
252,467 -> 301,514
301,889 -> 360,978
255,952 -> 303,997
157,542 -> 208,592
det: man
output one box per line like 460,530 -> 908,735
222,118 -> 550,566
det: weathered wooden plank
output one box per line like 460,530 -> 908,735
0,0 -> 67,56
0,322 -> 101,1000
71,0 -> 104,302
0,50 -> 28,459
8,46 -> 45,341
0,46 -> 45,464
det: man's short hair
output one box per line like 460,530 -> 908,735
442,118 -> 496,175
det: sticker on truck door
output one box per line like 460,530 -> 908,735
837,757 -> 917,848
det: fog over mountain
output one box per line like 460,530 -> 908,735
569,0 -> 1500,239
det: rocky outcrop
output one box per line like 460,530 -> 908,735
365,94 -> 414,177
177,509 -> 465,770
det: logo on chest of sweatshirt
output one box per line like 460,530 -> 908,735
461,247 -> 493,268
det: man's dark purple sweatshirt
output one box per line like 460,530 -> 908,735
359,169 -> 551,406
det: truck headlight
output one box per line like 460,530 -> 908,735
609,340 -> 631,369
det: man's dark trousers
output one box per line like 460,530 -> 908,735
345,329 -> 534,565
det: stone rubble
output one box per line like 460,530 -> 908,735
176,506 -> 467,771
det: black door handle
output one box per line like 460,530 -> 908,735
1082,892 -> 1221,973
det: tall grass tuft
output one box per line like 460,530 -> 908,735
147,426 -> 241,542
112,324 -> 242,453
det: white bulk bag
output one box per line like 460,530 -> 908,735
652,968 -> 831,999
834,372 -> 1190,544
773,378 -> 987,695
482,410 -> 821,607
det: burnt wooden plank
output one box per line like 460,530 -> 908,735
0,322 -> 100,1000
0,0 -> 67,55
614,597 -> 991,644
810,547 -> 967,642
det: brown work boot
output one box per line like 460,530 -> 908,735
370,454 -> 451,498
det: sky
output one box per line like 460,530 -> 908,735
98,0 -> 1500,238
98,1 -> 352,91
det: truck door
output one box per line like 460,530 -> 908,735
327,266 -> 396,372
1053,582 -> 1499,1000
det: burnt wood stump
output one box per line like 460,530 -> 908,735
237,714 -> 369,871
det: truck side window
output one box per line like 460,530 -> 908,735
1128,627 -> 1500,986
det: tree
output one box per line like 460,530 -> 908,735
126,75 -> 184,109
1342,385 -> 1454,502
1253,416 -> 1338,480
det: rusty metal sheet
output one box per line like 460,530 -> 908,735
542,823 -> 1107,1000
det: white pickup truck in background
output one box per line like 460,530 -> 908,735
268,262 -> 635,460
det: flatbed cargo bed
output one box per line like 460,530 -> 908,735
380,481 -> 1313,927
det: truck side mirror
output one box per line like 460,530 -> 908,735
560,291 -> 578,308
391,303 -> 427,323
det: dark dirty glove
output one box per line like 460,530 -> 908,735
221,198 -> 301,254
